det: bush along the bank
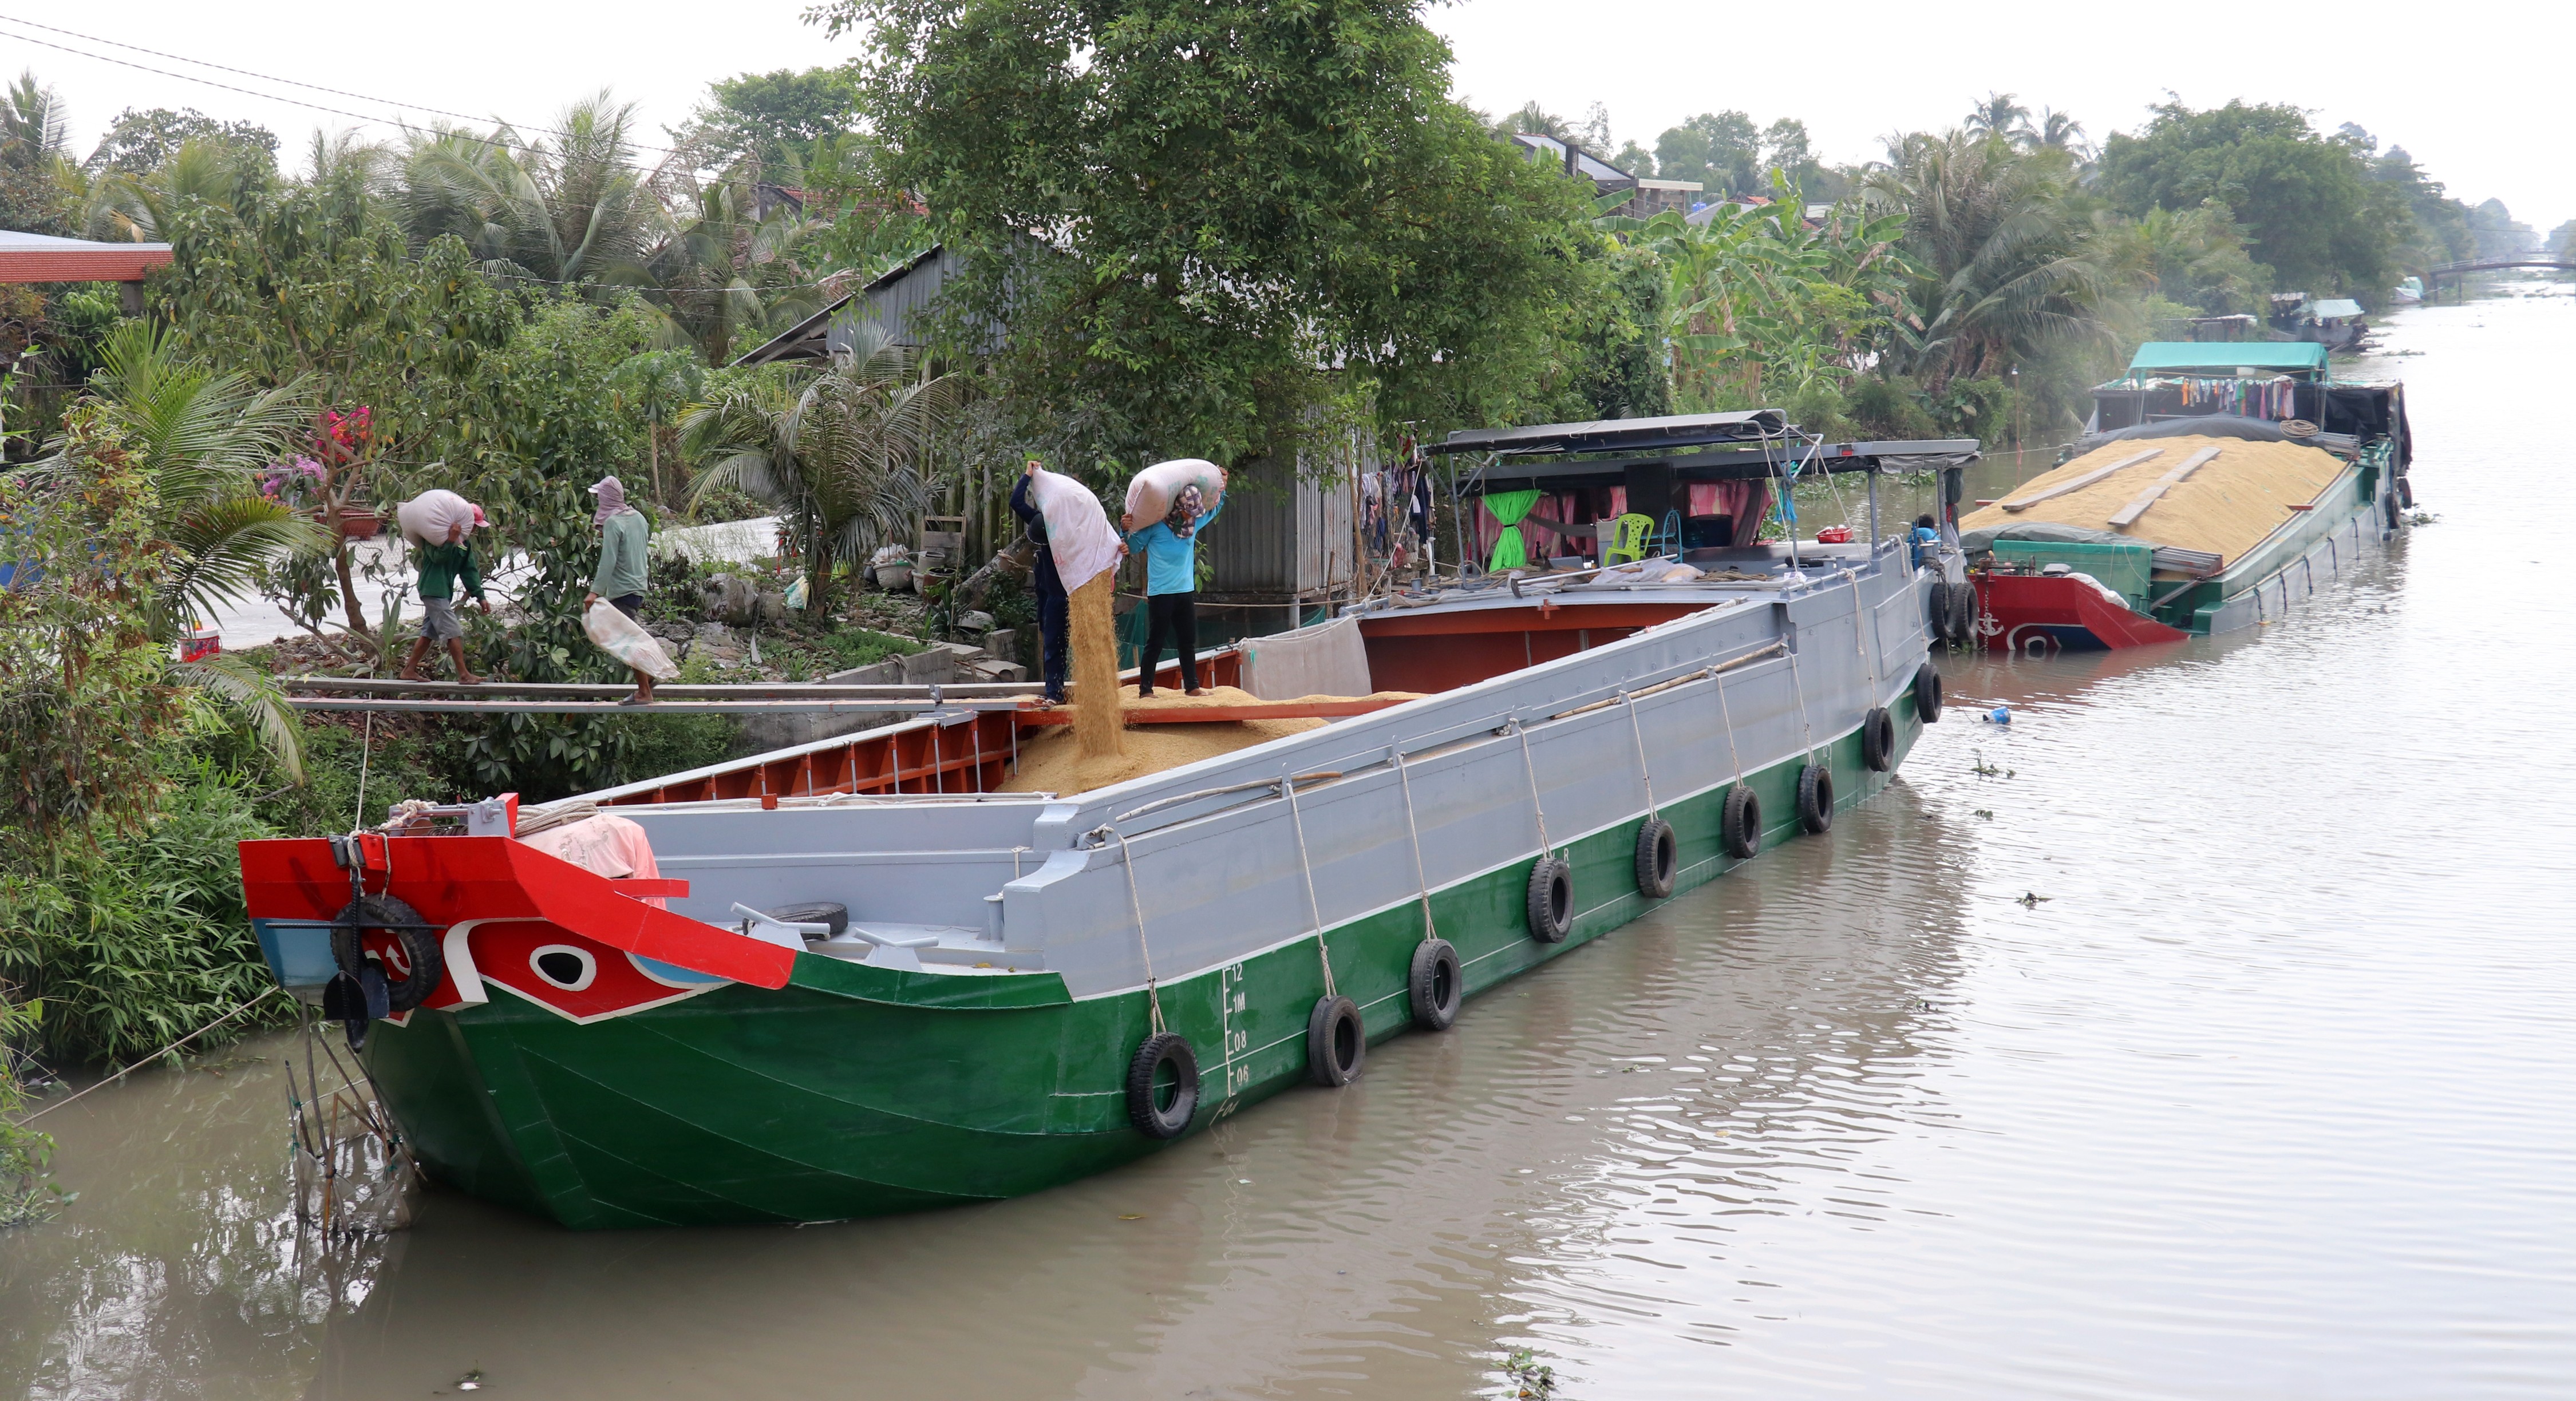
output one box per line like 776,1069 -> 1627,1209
0,762 -> 280,1066
0,992 -> 67,1228
0,407 -> 290,1070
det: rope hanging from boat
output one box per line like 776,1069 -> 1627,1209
1278,777 -> 1337,999
1840,568 -> 1882,698
1107,828 -> 1167,1035
1786,645 -> 1820,762
1619,691 -> 1658,821
1712,660 -> 1745,783
1393,749 -> 1441,941
13,986 -> 279,1125
351,708 -> 376,836
1512,720 -> 1555,859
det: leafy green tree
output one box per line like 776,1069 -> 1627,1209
1760,118 -> 1824,195
157,174 -> 523,653
2370,144 -> 2474,266
0,407 -> 191,851
830,0 -> 1599,470
83,106 -> 278,176
1553,239 -> 1672,421
2097,100 -> 2397,298
1656,112 -> 1760,197
26,323 -> 318,771
2464,197 -> 2534,261
688,66 -> 864,171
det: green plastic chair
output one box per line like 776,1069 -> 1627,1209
1603,513 -> 1654,565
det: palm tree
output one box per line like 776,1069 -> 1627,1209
1864,130 -> 2113,390
396,93 -> 659,285
681,327 -> 968,605
0,70 -> 70,234
76,138 -> 260,242
1503,102 -> 1573,140
2031,108 -> 2090,159
19,323 -> 319,773
1965,93 -> 2034,145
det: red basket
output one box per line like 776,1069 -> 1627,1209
1816,526 -> 1854,544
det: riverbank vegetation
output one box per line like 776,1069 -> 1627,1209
0,1 -> 2546,1112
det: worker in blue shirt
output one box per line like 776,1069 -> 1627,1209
1910,512 -> 1940,568
1121,471 -> 1227,697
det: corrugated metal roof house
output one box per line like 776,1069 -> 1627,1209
731,245 -> 968,366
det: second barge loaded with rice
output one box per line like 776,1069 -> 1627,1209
237,411 -> 1978,1228
1962,341 -> 2413,652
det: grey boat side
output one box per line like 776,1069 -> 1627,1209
591,537 -> 1937,1003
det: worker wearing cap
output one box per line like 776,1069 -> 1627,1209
583,476 -> 656,705
398,493 -> 489,683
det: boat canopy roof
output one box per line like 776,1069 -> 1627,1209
2125,342 -> 2329,379
2308,298 -> 2365,319
1433,409 -> 1978,488
1431,410 -> 1787,458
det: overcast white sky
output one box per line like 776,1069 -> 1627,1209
7,0 -> 2562,232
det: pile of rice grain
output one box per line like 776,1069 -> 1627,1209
1001,718 -> 1325,795
1959,434 -> 2348,566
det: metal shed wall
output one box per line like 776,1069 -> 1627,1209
828,247 -> 965,353
1203,431 -> 1372,597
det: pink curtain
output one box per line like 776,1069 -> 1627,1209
1684,482 -> 1772,547
1477,481 -> 1779,559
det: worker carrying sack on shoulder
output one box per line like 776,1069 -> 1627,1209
396,489 -> 484,547
583,598 -> 679,680
1124,458 -> 1226,533
1025,468 -> 1123,593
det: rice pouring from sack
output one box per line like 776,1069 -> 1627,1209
1069,573 -> 1123,759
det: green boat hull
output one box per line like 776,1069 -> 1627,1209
363,706 -> 1921,1229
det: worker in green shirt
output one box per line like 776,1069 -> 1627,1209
582,475 -> 657,705
397,496 -> 489,683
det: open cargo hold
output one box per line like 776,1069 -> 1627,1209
239,411 -> 1967,1228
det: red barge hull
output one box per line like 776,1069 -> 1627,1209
1970,572 -> 2188,653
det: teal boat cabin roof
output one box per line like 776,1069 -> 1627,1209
2125,341 -> 2330,381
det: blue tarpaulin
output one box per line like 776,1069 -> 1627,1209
2125,342 -> 2330,378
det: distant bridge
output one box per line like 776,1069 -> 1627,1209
2424,256 -> 2576,284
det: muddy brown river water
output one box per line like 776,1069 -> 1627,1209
6,291 -> 2574,1399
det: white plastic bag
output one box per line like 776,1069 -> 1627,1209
1123,458 -> 1226,530
583,600 -> 679,679
1026,468 -> 1121,594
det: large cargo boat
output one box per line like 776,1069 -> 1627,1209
239,412 -> 1976,1228
1963,341 -> 2413,652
